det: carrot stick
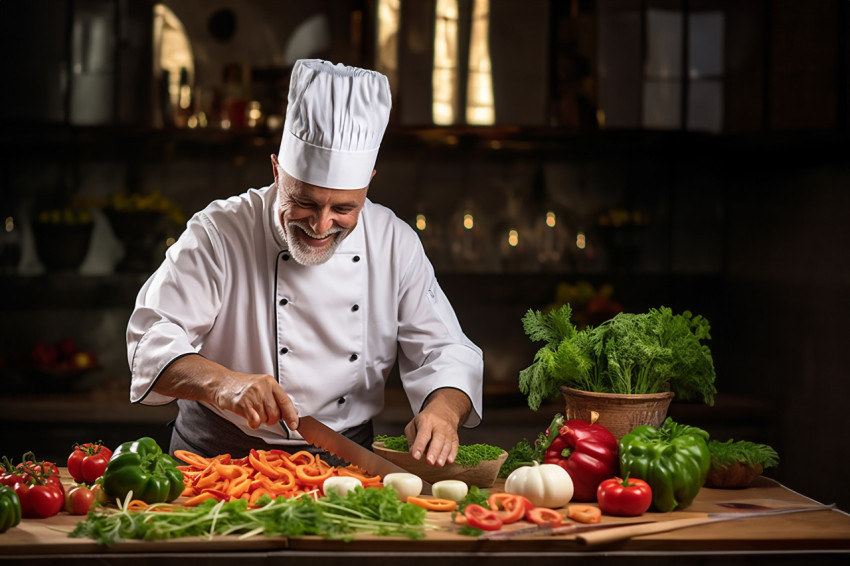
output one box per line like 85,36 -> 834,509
184,492 -> 219,507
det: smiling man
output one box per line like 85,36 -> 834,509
126,59 -> 483,468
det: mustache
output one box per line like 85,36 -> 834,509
287,219 -> 344,239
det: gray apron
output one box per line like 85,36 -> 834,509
169,399 -> 373,468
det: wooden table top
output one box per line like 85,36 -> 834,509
1,472 -> 848,562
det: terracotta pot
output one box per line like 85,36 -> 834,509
560,386 -> 674,440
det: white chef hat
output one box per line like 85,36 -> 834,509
278,59 -> 392,190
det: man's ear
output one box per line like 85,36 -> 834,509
271,154 -> 280,182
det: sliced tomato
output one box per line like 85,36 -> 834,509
526,506 -> 564,526
488,493 -> 533,524
464,503 -> 504,531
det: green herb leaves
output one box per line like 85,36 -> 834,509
69,486 -> 431,545
519,305 -> 717,410
374,435 -> 504,468
708,439 -> 779,468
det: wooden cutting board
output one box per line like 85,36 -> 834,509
1,475 -> 848,556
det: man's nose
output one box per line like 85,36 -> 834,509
312,208 -> 334,235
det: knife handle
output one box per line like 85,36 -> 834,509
577,517 -> 710,546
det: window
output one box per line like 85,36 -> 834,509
598,0 -> 725,132
376,0 -> 495,126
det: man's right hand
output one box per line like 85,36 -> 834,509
154,354 -> 299,430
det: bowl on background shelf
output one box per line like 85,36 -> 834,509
31,220 -> 94,272
6,339 -> 102,393
104,209 -> 166,272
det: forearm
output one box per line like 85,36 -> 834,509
155,354 -> 298,430
153,354 -> 226,405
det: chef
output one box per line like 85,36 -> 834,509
126,59 -> 483,467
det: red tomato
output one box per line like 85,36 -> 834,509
597,476 -> 652,516
16,458 -> 61,488
526,506 -> 564,526
12,480 -> 64,519
464,504 -> 504,531
90,483 -> 108,506
65,485 -> 96,515
67,442 -> 113,484
487,493 -> 533,524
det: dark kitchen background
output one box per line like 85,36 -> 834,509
1,0 -> 848,510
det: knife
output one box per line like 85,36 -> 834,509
478,519 -> 656,540
576,503 -> 837,546
296,416 -> 433,494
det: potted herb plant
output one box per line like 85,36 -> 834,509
518,304 -> 717,438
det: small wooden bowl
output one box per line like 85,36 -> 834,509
372,442 -> 508,488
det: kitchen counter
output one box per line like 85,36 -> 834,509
1,470 -> 847,565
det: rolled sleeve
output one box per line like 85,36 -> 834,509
127,214 -> 225,405
396,242 -> 484,427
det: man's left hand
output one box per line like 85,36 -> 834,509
404,388 -> 472,467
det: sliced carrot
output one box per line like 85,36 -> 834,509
567,504 -> 602,524
338,464 -> 382,485
249,487 -> 273,505
215,462 -> 249,480
249,449 -> 281,478
126,499 -> 149,511
407,496 -> 457,512
295,462 -> 333,486
288,451 -> 315,466
174,449 -> 211,468
227,475 -> 252,498
184,492 -> 219,507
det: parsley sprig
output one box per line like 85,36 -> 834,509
69,487 -> 433,545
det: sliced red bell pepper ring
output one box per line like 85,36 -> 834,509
464,503 -> 504,531
526,506 -> 564,525
487,492 -> 533,524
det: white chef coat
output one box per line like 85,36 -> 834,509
127,184 -> 483,446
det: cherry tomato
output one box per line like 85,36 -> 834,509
526,506 -> 564,526
65,485 -> 96,515
67,442 -> 113,484
464,503 -> 504,531
597,475 -> 653,516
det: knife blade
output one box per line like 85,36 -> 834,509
296,416 -> 432,494
478,519 -> 656,540
576,503 -> 837,546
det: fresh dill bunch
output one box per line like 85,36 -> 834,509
374,435 -> 504,468
708,439 -> 779,469
518,304 -> 717,410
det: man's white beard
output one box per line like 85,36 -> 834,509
284,219 -> 347,266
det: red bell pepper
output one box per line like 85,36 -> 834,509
539,412 -> 619,502
464,504 -> 504,531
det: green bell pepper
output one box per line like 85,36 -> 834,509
618,417 -> 710,512
0,485 -> 22,533
102,437 -> 185,504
